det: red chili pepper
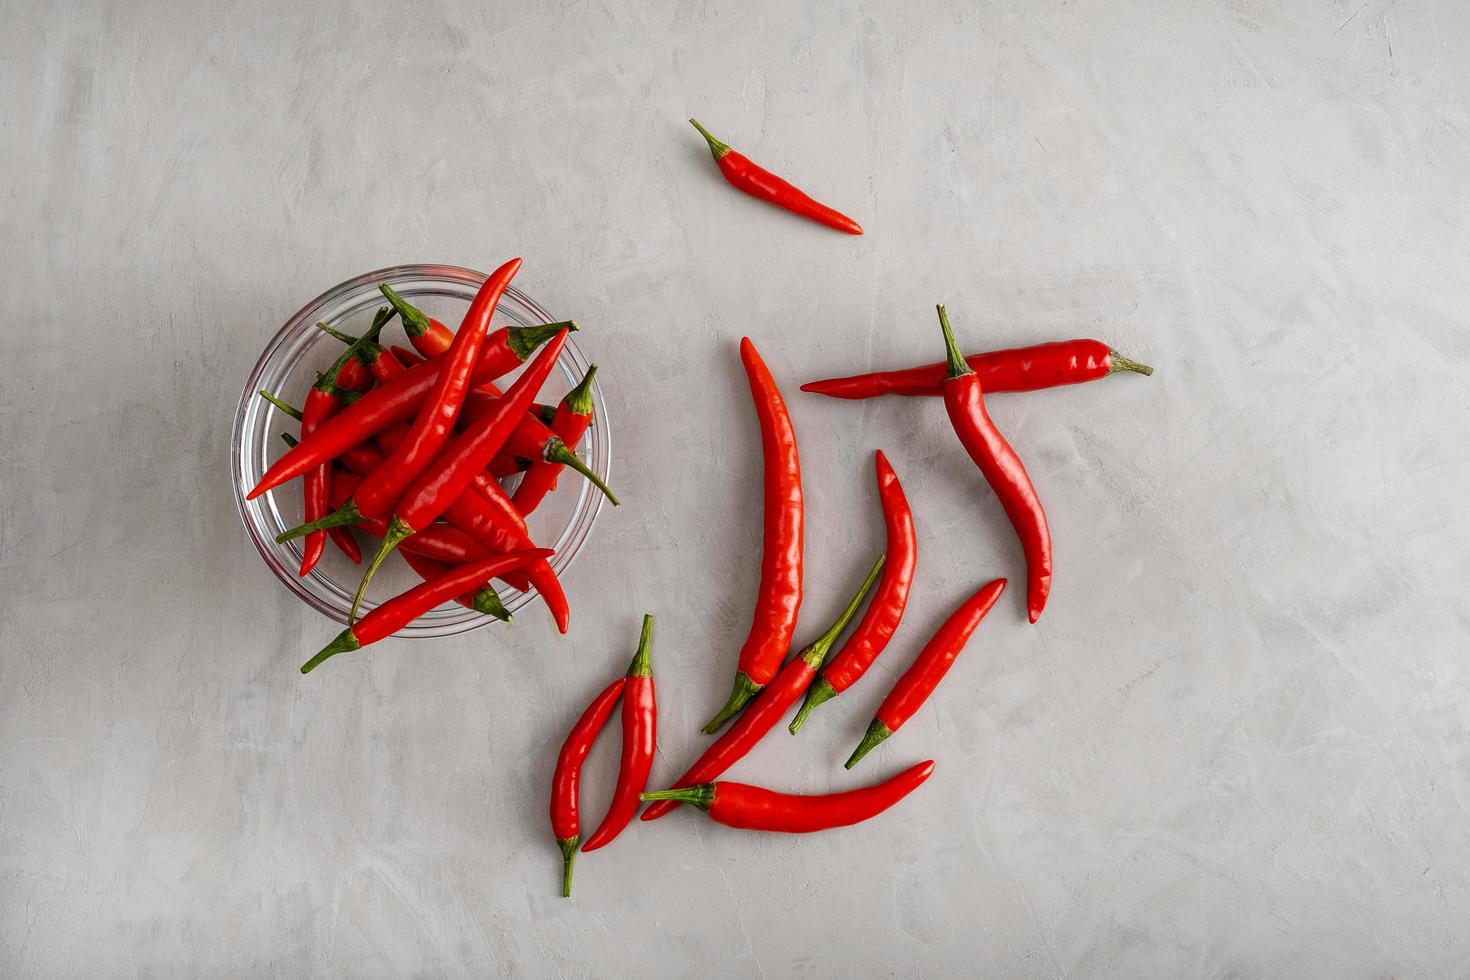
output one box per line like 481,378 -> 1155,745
459,385 -> 617,505
550,678 -> 625,897
800,340 -> 1154,400
704,338 -> 804,733
512,365 -> 597,515
689,119 -> 863,236
399,549 -> 511,621
581,615 -> 656,851
643,557 -> 883,822
246,313 -> 574,500
845,578 -> 1006,769
300,547 -> 554,673
350,330 -> 572,625
442,493 -> 567,629
389,344 -> 424,367
789,452 -> 916,734
380,283 -> 458,358
641,760 -> 934,833
937,305 -> 1052,622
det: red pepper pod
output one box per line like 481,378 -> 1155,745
800,340 -> 1154,400
550,678 -> 625,897
790,451 -> 916,734
300,547 -> 555,673
845,578 -> 1006,769
581,615 -> 657,851
937,306 -> 1052,622
399,549 -> 511,622
689,119 -> 863,236
642,760 -> 935,833
643,556 -> 884,821
704,337 -> 805,733
511,365 -> 598,515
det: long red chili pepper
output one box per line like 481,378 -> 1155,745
349,329 -> 572,623
641,760 -> 934,833
512,365 -> 597,515
800,340 -> 1154,400
642,557 -> 884,822
937,305 -> 1052,622
550,678 -> 625,897
246,315 -> 574,500
689,119 -> 863,236
789,452 -> 916,734
300,548 -> 553,673
581,615 -> 656,851
459,385 -> 617,505
399,549 -> 511,621
845,578 -> 1006,769
704,338 -> 804,733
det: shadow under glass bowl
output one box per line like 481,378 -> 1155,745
231,264 -> 609,638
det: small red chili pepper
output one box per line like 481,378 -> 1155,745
247,315 -> 574,500
550,678 -> 625,897
937,305 -> 1052,622
689,119 -> 863,236
512,365 -> 597,515
581,615 -> 656,852
300,547 -> 553,673
845,578 -> 1006,769
704,338 -> 804,733
459,385 -> 617,506
380,283 -> 458,358
399,549 -> 511,621
800,340 -> 1154,400
642,557 -> 883,822
789,452 -> 916,734
641,759 -> 934,833
349,329 -> 572,624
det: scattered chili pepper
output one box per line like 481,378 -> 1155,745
790,452 -> 916,734
800,340 -> 1154,400
581,615 -> 656,851
347,328 -> 573,624
704,338 -> 805,733
845,578 -> 1006,769
688,119 -> 863,236
300,547 -> 553,673
643,557 -> 884,821
399,549 -> 511,622
641,759 -> 934,833
513,365 -> 598,515
550,678 -> 625,897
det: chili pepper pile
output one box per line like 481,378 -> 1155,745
253,258 -> 619,669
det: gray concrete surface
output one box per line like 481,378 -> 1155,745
4,0 -> 1469,976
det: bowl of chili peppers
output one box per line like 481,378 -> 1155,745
232,264 -> 611,637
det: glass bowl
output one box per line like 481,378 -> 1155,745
231,264 -> 610,637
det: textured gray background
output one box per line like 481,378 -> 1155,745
3,0 -> 1468,976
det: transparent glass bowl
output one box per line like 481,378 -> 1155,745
232,265 -> 609,637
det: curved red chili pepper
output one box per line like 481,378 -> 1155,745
845,578 -> 1006,769
550,678 -> 624,897
789,452 -> 916,734
800,340 -> 1154,400
689,119 -> 863,236
511,365 -> 597,515
704,338 -> 804,733
300,547 -> 554,673
460,384 -> 616,506
348,328 -> 572,623
643,557 -> 883,821
642,760 -> 934,833
581,615 -> 656,851
399,549 -> 511,621
936,306 -> 1051,622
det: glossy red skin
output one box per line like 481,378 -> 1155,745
873,579 -> 1006,733
300,355 -> 375,572
642,651 -> 816,822
461,388 -> 560,462
512,401 -> 592,515
702,761 -> 934,832
347,548 -> 550,646
409,317 -> 456,359
442,494 -> 568,632
373,424 -> 529,535
734,337 -> 804,688
581,673 -> 656,851
943,370 -> 1052,622
801,340 -> 1115,399
714,149 -> 863,235
390,345 -> 424,367
346,257 -> 522,519
399,550 -> 489,612
820,451 -> 915,693
247,314 -> 537,499
551,680 -> 625,842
